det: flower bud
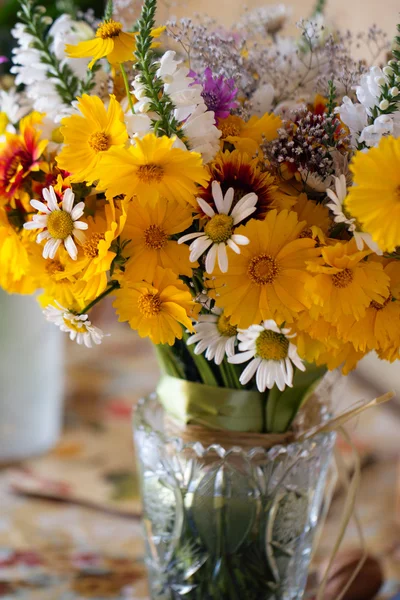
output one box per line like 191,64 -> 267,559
379,99 -> 390,111
390,86 -> 400,97
383,66 -> 394,76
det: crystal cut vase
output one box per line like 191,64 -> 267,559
133,394 -> 336,600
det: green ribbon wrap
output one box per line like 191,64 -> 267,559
157,375 -> 266,433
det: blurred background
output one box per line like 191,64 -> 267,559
1,0 -> 400,598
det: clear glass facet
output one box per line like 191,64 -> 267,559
133,394 -> 336,600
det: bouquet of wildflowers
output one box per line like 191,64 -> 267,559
1,0 -> 399,433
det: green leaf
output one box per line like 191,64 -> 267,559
266,363 -> 327,434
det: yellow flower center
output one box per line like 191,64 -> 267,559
204,214 -> 234,243
45,259 -> 65,275
370,293 -> 392,311
47,210 -> 74,240
144,224 -> 168,250
248,254 -> 280,285
88,131 -> 111,153
255,329 -> 289,361
96,19 -> 123,39
138,292 -> 162,318
298,227 -> 312,239
332,268 -> 353,288
137,164 -> 164,184
216,313 -> 237,337
63,318 -> 88,334
83,233 -> 105,258
219,116 -> 243,138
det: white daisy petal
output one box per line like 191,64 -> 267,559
190,237 -> 213,262
239,357 -> 262,386
217,243 -> 229,273
211,181 -> 225,213
62,188 -> 75,213
30,199 -> 50,214
178,232 -> 204,244
36,230 -> 51,242
70,202 -> 85,220
231,234 -> 250,246
229,350 -> 255,364
43,304 -> 107,348
223,187 -> 235,214
64,235 -> 78,260
205,243 -> 218,274
73,220 -> 88,230
227,239 -> 241,254
197,197 -> 215,218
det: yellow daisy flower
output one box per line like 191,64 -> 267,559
207,209 -> 319,328
95,133 -> 210,207
113,266 -> 198,345
218,112 -> 282,156
65,19 -> 164,70
122,197 -> 194,282
57,94 -> 128,184
346,136 -> 400,253
336,260 -> 400,353
306,239 -> 390,323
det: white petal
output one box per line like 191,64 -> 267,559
36,230 -> 51,242
285,357 -> 294,386
24,220 -> 44,230
197,197 -> 215,218
227,239 -> 241,254
43,186 -> 59,211
43,238 -> 60,259
214,339 -> 227,365
62,188 -> 75,213
229,350 -> 255,364
224,187 -> 234,214
239,357 -> 262,386
205,243 -> 218,274
217,243 -> 229,273
71,202 -> 85,221
231,234 -> 249,246
178,232 -> 204,244
232,207 -> 257,225
73,229 -> 86,244
212,180 -> 225,213
73,220 -> 88,230
30,199 -> 50,214
266,361 -> 277,389
64,235 -> 77,260
256,360 -> 268,392
190,237 -> 213,262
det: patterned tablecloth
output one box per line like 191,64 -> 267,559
1,316 -> 400,599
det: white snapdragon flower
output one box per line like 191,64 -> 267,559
337,96 -> 368,146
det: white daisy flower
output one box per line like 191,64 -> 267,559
178,181 -> 257,274
44,303 -> 106,348
228,320 -> 305,392
326,175 -> 382,254
187,308 -> 237,365
24,186 -> 88,260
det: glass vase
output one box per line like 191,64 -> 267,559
133,393 -> 336,600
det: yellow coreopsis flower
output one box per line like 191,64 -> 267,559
292,192 -> 330,240
306,239 -> 390,323
62,198 -> 127,304
56,94 -> 128,184
207,209 -> 320,328
95,133 -> 210,207
336,260 -> 400,354
218,112 -> 282,156
65,19 -> 164,69
345,136 -> 400,253
122,197 -> 195,282
114,266 -> 198,345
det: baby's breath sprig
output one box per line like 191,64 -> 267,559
17,0 -> 80,105
134,0 -> 187,142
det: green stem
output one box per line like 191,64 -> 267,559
156,344 -> 185,378
224,359 -> 242,390
219,361 -> 232,388
80,280 -> 120,315
183,331 -> 218,387
120,63 -> 134,113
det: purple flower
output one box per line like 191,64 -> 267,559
190,67 -> 239,121
0,56 -> 8,65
